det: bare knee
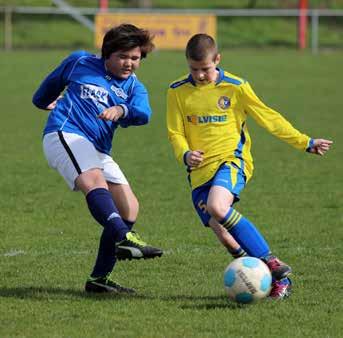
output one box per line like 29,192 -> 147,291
108,183 -> 139,222
207,186 -> 234,222
75,169 -> 107,195
207,202 -> 229,222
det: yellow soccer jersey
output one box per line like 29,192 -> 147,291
166,69 -> 312,190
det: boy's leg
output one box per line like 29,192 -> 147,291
192,182 -> 246,259
207,164 -> 291,281
103,150 -> 139,227
208,218 -> 247,258
108,182 -> 138,230
76,169 -> 128,277
217,202 -> 291,280
43,132 -> 162,292
218,209 -> 291,279
209,187 -> 270,258
101,155 -> 163,261
80,172 -> 162,292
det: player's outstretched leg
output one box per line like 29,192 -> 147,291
115,231 -> 163,260
85,273 -> 136,294
220,207 -> 292,280
269,277 -> 292,300
262,255 -> 292,280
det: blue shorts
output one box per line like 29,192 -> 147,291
191,162 -> 246,226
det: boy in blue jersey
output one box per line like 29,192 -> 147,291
33,24 -> 163,294
167,34 -> 332,299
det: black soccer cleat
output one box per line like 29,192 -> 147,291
85,275 -> 136,294
115,231 -> 163,260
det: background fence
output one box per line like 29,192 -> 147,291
1,6 -> 343,52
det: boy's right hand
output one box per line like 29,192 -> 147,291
46,95 -> 63,110
98,105 -> 124,122
186,150 -> 204,168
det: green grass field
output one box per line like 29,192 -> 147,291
0,50 -> 342,337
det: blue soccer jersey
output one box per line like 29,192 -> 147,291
33,50 -> 152,155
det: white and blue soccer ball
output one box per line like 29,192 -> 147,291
224,256 -> 272,304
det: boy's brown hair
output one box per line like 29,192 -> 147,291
185,33 -> 218,61
101,23 -> 155,59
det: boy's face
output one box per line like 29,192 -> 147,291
105,47 -> 141,79
187,53 -> 220,85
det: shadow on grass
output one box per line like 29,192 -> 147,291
0,287 -> 243,309
0,286 -> 139,300
159,294 -> 244,309
180,302 -> 245,310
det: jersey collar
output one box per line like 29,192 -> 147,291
188,67 -> 224,86
216,68 -> 224,84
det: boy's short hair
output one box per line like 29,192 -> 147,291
101,23 -> 155,59
185,34 -> 218,61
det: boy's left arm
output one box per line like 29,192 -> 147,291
241,82 -> 332,155
117,82 -> 152,128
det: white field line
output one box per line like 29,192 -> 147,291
3,250 -> 26,257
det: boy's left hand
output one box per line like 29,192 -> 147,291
46,95 -> 63,110
309,139 -> 333,156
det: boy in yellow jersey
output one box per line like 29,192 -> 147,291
166,34 -> 332,300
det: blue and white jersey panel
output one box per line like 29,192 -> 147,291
32,50 -> 152,155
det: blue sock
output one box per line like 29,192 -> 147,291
86,188 -> 129,277
92,224 -> 118,278
123,219 -> 135,231
86,188 -> 128,241
220,208 -> 270,258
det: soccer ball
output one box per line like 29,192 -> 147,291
224,256 -> 272,304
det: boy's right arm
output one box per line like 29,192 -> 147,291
32,51 -> 86,110
166,88 -> 190,165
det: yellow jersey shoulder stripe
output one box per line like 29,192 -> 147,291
169,75 -> 191,89
222,71 -> 246,86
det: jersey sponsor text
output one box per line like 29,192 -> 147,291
187,114 -> 228,125
80,84 -> 108,104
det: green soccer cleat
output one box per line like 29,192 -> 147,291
85,275 -> 136,294
115,231 -> 163,260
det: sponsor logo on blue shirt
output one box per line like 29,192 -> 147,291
80,84 -> 108,104
111,86 -> 128,100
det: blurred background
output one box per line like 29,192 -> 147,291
1,0 -> 343,52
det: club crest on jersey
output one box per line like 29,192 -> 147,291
80,84 -> 108,104
217,96 -> 231,110
111,86 -> 128,100
187,114 -> 228,125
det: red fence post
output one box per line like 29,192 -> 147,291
298,0 -> 308,50
99,0 -> 109,12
